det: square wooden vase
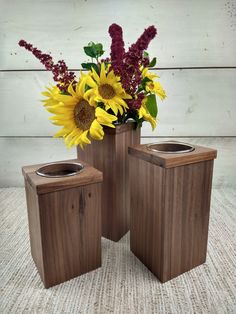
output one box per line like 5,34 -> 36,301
128,142 -> 217,282
22,159 -> 102,288
77,122 -> 140,242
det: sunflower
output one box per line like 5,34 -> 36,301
85,63 -> 131,115
141,67 -> 166,100
139,98 -> 157,130
146,81 -> 166,100
42,76 -> 117,149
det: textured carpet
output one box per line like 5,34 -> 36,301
0,188 -> 235,314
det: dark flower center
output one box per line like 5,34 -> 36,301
74,99 -> 95,130
98,84 -> 115,99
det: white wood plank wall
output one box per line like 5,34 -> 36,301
0,0 -> 236,187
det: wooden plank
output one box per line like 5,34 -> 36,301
1,69 -> 236,136
0,137 -> 235,188
1,0 -> 236,70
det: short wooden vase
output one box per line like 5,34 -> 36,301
77,122 -> 140,242
22,159 -> 102,288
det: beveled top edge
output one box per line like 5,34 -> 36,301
103,121 -> 137,134
128,143 -> 217,168
22,158 -> 103,194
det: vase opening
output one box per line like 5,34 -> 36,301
36,162 -> 84,178
147,142 -> 195,154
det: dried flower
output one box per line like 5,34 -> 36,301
18,40 -> 76,92
108,23 -> 125,76
108,25 -> 157,109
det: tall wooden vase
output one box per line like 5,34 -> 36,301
77,122 -> 140,242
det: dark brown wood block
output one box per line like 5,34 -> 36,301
77,122 -> 140,242
129,143 -> 217,282
22,159 -> 102,288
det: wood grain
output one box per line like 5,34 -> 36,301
22,159 -> 103,194
128,143 -> 217,168
129,144 -> 216,282
38,184 -> 102,288
1,0 -> 236,70
23,160 -> 102,288
24,179 -> 45,283
77,122 -> 140,242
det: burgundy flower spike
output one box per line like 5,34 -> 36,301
108,24 -> 157,109
18,40 -> 76,92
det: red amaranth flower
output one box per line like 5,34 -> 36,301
18,40 -> 76,92
132,26 -> 157,54
108,23 -> 125,76
126,92 -> 145,110
122,26 -> 157,97
108,25 -> 157,108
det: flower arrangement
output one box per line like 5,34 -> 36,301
19,24 -> 166,149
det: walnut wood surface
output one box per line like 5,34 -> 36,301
24,179 -> 46,283
24,182 -> 102,288
129,154 -> 215,282
22,159 -> 102,194
23,160 -> 102,288
128,143 -> 217,168
77,122 -> 140,242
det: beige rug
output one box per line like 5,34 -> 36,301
0,188 -> 235,313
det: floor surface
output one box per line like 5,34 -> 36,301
0,188 -> 235,313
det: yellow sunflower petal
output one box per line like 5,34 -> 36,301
53,127 -> 73,138
78,130 -> 91,149
95,107 -> 117,128
78,77 -> 87,98
107,101 -> 118,115
68,82 -> 77,97
55,94 -> 77,106
100,62 -> 106,84
85,75 -> 97,88
91,67 -> 100,84
89,120 -> 104,140
138,104 -> 157,130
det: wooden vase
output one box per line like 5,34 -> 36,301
77,122 -> 141,242
22,159 -> 102,288
128,142 -> 217,282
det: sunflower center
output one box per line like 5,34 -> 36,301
74,99 -> 95,130
98,84 -> 115,99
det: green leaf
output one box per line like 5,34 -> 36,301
94,43 -> 104,57
146,94 -> 158,118
142,77 -> 152,85
84,42 -> 104,58
149,57 -> 157,67
143,51 -> 149,58
81,62 -> 99,74
83,46 -> 97,58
